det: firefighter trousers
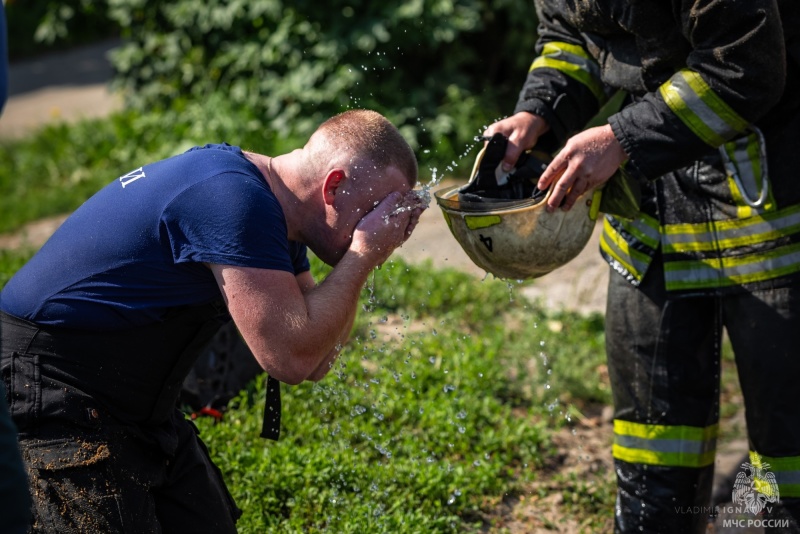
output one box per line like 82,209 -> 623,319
605,253 -> 800,533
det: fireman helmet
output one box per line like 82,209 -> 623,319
434,134 -> 599,280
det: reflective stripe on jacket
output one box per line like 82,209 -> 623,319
517,0 -> 800,293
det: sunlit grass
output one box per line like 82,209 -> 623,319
192,256 -> 614,532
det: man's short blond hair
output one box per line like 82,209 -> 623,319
305,110 -> 418,187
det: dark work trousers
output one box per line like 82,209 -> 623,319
605,253 -> 800,534
0,379 -> 32,534
1,311 -> 241,533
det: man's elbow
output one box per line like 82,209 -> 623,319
257,350 -> 317,385
266,361 -> 308,385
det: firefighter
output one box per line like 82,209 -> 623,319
1,110 -> 423,532
485,1 -> 800,532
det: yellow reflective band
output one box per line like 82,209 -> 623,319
540,41 -> 591,60
664,242 -> 800,290
530,41 -> 606,103
662,204 -> 800,253
613,420 -> 718,468
750,452 -> 800,498
600,232 -> 638,279
779,485 -> 800,498
615,420 -> 719,441
600,219 -> 651,281
659,69 -> 748,147
617,214 -> 661,250
464,214 -> 501,230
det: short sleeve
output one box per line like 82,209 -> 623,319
161,172 -> 296,273
289,241 -> 311,274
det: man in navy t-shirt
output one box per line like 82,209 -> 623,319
0,109 -> 423,532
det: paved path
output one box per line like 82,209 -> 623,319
0,39 -> 122,139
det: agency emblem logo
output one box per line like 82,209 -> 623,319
732,453 -> 780,515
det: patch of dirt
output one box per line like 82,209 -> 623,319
472,406 -> 616,533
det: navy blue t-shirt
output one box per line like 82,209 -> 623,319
0,144 -> 309,330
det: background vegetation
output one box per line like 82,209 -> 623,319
0,3 -> 619,531
0,1 -> 746,532
9,0 -> 538,176
0,243 -> 615,532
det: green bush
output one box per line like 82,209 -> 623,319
103,0 -> 538,173
5,0 -> 118,60
9,1 -> 540,179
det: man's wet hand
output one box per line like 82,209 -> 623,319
400,190 -> 427,239
350,191 -> 415,265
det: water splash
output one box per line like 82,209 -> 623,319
385,186 -> 431,219
446,489 -> 462,505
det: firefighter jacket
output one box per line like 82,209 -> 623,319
515,0 -> 800,294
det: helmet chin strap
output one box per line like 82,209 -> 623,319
459,133 -> 550,204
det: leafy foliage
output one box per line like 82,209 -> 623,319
102,0 -> 538,172
5,0 -> 118,60
0,248 -> 614,532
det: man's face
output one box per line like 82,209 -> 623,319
316,165 -> 411,266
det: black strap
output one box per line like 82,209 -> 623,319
260,375 -> 281,440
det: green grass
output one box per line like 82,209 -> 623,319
0,102 -> 308,234
0,249 -> 36,288
1,105 -> 754,532
0,107 -> 618,531
0,245 -> 616,532
190,256 -> 613,532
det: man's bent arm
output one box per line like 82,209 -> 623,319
210,252 -> 373,385
210,192 -> 416,384
294,269 -> 355,381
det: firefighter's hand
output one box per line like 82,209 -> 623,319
537,125 -> 628,212
484,112 -> 550,172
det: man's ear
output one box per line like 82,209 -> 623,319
322,169 -> 346,206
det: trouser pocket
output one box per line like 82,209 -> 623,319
23,437 -> 126,533
7,351 -> 41,432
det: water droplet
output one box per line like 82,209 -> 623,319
446,489 -> 462,505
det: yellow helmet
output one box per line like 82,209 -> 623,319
434,134 -> 599,280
